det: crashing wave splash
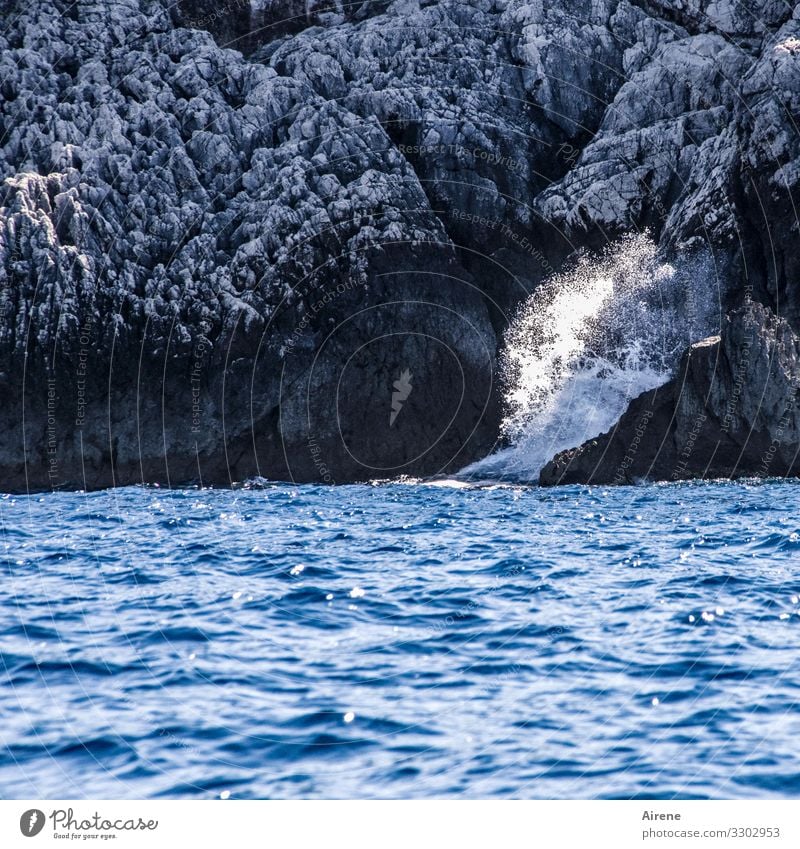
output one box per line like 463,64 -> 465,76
461,234 -> 722,483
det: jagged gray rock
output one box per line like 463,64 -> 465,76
1,0 -> 799,490
539,302 -> 800,485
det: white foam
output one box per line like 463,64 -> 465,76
461,235 -> 721,482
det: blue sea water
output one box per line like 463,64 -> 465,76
1,479 -> 800,800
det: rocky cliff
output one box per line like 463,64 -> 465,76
1,0 -> 799,489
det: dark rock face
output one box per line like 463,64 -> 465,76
1,0 -> 800,490
540,302 -> 800,485
0,0 -> 506,490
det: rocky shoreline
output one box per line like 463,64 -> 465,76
1,1 -> 800,490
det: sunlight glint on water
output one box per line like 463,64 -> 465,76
1,481 -> 800,799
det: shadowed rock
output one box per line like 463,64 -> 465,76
540,302 -> 800,485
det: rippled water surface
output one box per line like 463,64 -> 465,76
2,481 -> 800,799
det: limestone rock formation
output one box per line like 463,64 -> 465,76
1,0 -> 800,489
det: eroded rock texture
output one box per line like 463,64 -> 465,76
1,0 -> 799,489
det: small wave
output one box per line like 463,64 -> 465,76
3,480 -> 800,799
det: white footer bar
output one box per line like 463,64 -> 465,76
1,800 -> 796,848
